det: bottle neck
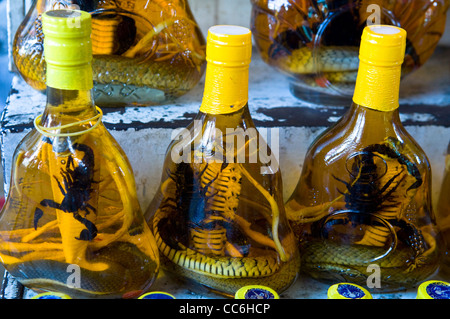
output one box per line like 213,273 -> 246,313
352,61 -> 402,112
196,103 -> 253,129
348,102 -> 400,123
40,86 -> 98,131
41,56 -> 96,127
199,62 -> 249,115
342,102 -> 403,143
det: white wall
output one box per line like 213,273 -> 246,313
189,0 -> 252,34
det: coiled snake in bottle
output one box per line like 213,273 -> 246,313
252,0 -> 449,92
13,0 -> 206,102
151,159 -> 299,297
286,137 -> 439,289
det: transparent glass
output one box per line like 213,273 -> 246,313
250,0 -> 449,105
437,143 -> 450,278
285,103 -> 441,292
145,105 -> 300,297
13,0 -> 206,107
0,87 -> 160,299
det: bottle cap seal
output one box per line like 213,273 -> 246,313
42,10 -> 91,39
138,292 -> 176,299
205,25 -> 252,67
235,285 -> 280,299
31,292 -> 72,299
327,283 -> 372,299
359,25 -> 406,67
417,281 -> 450,299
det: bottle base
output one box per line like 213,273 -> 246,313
289,81 -> 353,107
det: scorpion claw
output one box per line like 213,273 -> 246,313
76,229 -> 96,241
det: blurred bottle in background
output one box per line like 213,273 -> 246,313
0,0 -> 14,110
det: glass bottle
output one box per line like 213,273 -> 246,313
0,10 -> 159,299
285,25 -> 441,292
145,25 -> 300,298
250,0 -> 450,105
437,143 -> 450,277
13,0 -> 206,107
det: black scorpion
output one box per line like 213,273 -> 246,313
34,138 -> 98,241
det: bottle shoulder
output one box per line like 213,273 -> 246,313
304,117 -> 430,171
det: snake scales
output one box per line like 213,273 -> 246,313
300,239 -> 439,290
7,242 -> 158,298
150,161 -> 300,297
277,46 -> 360,85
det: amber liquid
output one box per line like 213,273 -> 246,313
251,0 -> 449,98
145,106 -> 299,297
0,88 -> 159,298
285,104 -> 441,291
437,151 -> 450,277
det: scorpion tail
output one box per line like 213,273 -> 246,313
73,213 -> 98,241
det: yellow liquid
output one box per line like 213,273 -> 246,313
285,104 -> 441,291
13,0 -> 206,106
251,0 -> 449,91
0,89 -> 159,298
437,151 -> 450,277
145,106 -> 300,297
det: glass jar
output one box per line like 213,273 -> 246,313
0,10 -> 160,299
145,110 -> 301,297
285,24 -> 442,291
250,0 -> 449,105
13,0 -> 206,107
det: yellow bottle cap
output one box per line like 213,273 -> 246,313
42,10 -> 92,66
416,280 -> 450,299
327,283 -> 372,299
138,291 -> 176,299
31,292 -> 72,299
358,25 -> 407,67
205,25 -> 252,67
42,10 -> 93,90
235,285 -> 280,299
